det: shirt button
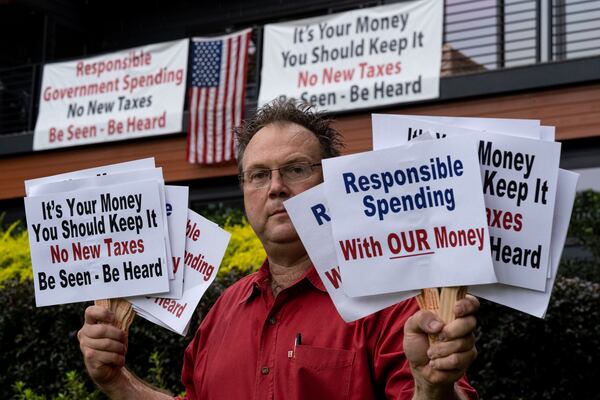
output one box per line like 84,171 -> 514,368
261,367 -> 270,375
268,317 -> 277,325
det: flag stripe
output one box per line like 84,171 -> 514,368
210,55 -> 223,163
221,37 -> 232,162
216,38 -> 229,162
224,37 -> 237,161
186,88 -> 194,163
235,32 -> 250,158
230,35 -> 241,158
197,88 -> 204,163
202,88 -> 209,163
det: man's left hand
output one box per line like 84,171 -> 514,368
404,295 -> 480,399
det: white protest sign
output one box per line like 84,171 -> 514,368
134,306 -> 190,336
372,115 -> 561,291
371,114 -> 542,147
258,0 -> 442,111
161,186 -> 189,299
470,170 -> 579,317
540,126 -> 555,142
25,181 -> 169,307
25,158 -> 156,196
33,39 -> 188,150
323,135 -> 496,297
26,167 -> 175,279
130,209 -> 230,335
372,115 -> 560,280
284,184 -> 418,322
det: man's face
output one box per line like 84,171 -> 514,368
241,122 -> 323,246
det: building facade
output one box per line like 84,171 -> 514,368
1,0 -> 599,222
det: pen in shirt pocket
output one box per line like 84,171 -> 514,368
288,333 -> 302,358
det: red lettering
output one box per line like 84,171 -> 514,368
186,219 -> 201,241
172,257 -> 181,274
324,266 -> 342,290
486,207 -> 523,232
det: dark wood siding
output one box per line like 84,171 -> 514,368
1,82 -> 598,201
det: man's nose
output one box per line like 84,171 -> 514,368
268,170 -> 289,197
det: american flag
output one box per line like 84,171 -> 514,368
187,29 -> 252,164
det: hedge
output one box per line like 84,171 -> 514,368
0,212 -> 257,399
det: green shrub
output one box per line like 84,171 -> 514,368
146,351 -> 167,390
558,257 -> 600,282
560,189 -> 600,283
0,220 -> 32,284
54,371 -> 101,400
568,189 -> 600,259
12,381 -> 46,400
220,217 -> 265,277
470,276 -> 600,400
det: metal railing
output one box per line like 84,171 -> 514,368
0,0 -> 599,137
0,65 -> 39,136
442,0 -> 600,75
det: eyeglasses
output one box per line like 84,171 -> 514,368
239,162 -> 322,189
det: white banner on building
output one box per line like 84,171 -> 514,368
33,39 -> 189,150
258,0 -> 442,111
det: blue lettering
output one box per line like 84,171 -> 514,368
310,203 -> 331,226
343,172 -> 358,194
363,195 -> 376,217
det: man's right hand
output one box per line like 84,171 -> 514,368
78,305 -> 128,388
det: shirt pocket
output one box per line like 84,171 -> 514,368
292,344 -> 356,400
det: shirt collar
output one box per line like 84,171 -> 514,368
239,258 -> 327,304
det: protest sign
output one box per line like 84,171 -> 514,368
470,169 -> 579,317
131,209 -> 230,335
373,114 -> 557,281
24,180 -> 169,307
161,185 -> 189,299
284,184 -> 418,322
258,0 -> 442,111
26,166 -> 175,279
371,114 -> 542,147
322,135 -> 496,297
134,306 -> 191,336
33,39 -> 188,150
372,115 -> 561,291
25,158 -> 156,196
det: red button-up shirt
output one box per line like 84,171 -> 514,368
180,261 -> 477,399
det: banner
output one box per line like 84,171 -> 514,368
258,0 -> 442,111
34,39 -> 189,150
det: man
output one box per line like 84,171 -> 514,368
78,99 -> 479,399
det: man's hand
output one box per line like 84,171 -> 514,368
404,295 -> 479,399
78,305 -> 128,388
78,306 -> 173,399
